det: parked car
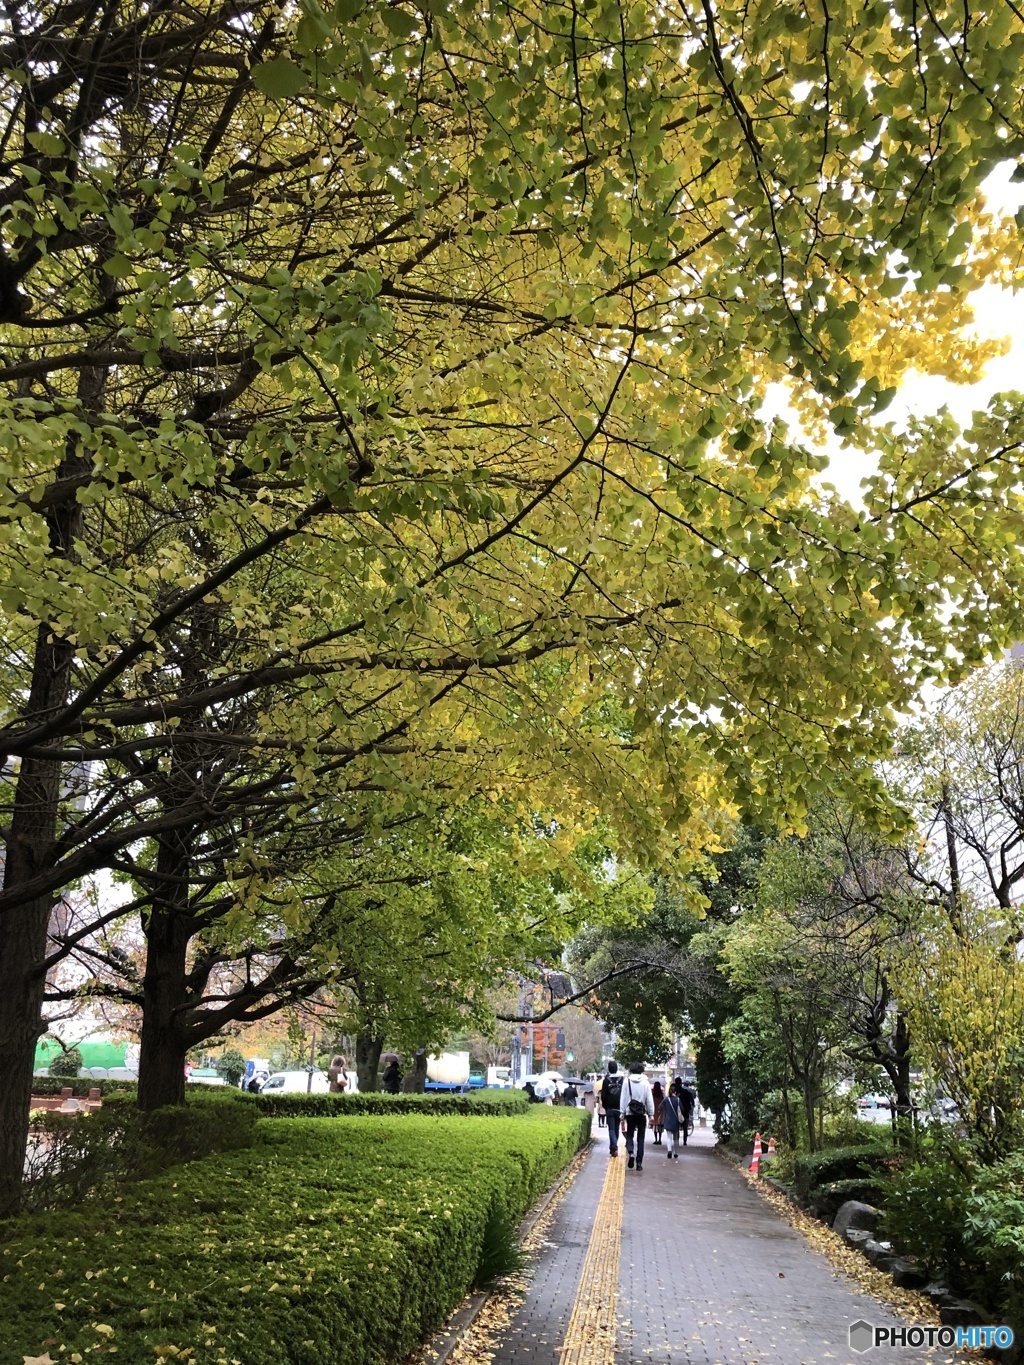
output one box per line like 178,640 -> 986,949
259,1069 -> 330,1095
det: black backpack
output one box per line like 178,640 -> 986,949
602,1074 -> 623,1108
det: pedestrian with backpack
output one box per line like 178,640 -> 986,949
622,1063 -> 655,1172
599,1062 -> 623,1156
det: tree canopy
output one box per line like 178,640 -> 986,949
4,0 -> 1024,1206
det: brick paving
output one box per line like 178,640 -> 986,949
617,1129 -> 965,1364
490,1119 -> 970,1365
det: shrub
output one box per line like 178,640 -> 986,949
23,1091 -> 260,1212
792,1144 -> 891,1204
883,1161 -> 972,1269
30,1076 -> 226,1098
0,1108 -> 589,1364
217,1046 -> 247,1087
47,1045 -> 83,1078
808,1177 -> 888,1222
249,1088 -> 530,1118
474,1203 -> 527,1287
960,1154 -> 1024,1323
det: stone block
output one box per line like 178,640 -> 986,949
862,1239 -> 896,1271
939,1300 -> 987,1328
923,1282 -> 955,1307
844,1228 -> 872,1250
891,1259 -> 928,1289
833,1200 -> 880,1239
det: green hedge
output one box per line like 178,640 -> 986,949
792,1144 -> 891,1204
24,1091 -> 261,1211
1,1107 -> 589,1365
249,1088 -> 529,1118
31,1077 -> 240,1098
30,1076 -> 139,1097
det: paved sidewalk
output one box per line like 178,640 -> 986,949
490,1119 -> 967,1365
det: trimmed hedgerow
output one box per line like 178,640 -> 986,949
0,1107 -> 590,1365
792,1144 -> 891,1204
31,1077 -> 242,1098
30,1076 -> 139,1097
249,1088 -> 530,1118
24,1092 -> 261,1211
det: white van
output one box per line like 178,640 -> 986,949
258,1069 -> 330,1095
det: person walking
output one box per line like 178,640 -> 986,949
599,1062 -> 624,1156
381,1057 -> 402,1094
651,1080 -> 665,1145
661,1087 -> 682,1159
673,1077 -> 696,1145
622,1063 -> 654,1172
328,1054 -> 350,1094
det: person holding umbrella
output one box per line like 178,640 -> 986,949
380,1053 -> 403,1094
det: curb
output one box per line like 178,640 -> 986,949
420,1135 -> 595,1365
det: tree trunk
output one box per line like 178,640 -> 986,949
803,1082 -> 817,1153
137,898 -> 192,1110
356,1033 -> 382,1091
137,820 -> 197,1112
0,745 -> 59,1212
0,366 -> 101,1209
401,1048 -> 428,1093
781,1085 -> 794,1147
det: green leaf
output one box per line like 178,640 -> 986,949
381,7 -> 418,38
252,57 -> 307,99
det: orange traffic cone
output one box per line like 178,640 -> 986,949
767,1137 -> 776,1158
751,1131 -> 762,1176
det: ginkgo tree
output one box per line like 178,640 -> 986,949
3,0 -> 1024,1208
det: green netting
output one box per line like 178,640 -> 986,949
34,1039 -> 128,1070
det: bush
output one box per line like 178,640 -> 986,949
249,1088 -> 530,1118
962,1154 -> 1024,1329
808,1177 -> 888,1222
23,1091 -> 260,1211
792,1144 -> 891,1204
30,1076 -> 228,1098
882,1160 -> 972,1269
47,1046 -> 83,1078
217,1046 -> 247,1087
474,1203 -> 527,1287
0,1108 -> 589,1364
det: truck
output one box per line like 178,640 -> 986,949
486,1066 -> 513,1089
424,1051 -> 471,1092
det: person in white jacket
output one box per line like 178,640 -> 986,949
621,1063 -> 655,1172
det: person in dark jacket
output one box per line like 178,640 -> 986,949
381,1059 -> 402,1094
599,1061 -> 623,1157
672,1077 -> 696,1144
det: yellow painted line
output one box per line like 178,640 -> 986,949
558,1152 -> 625,1365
